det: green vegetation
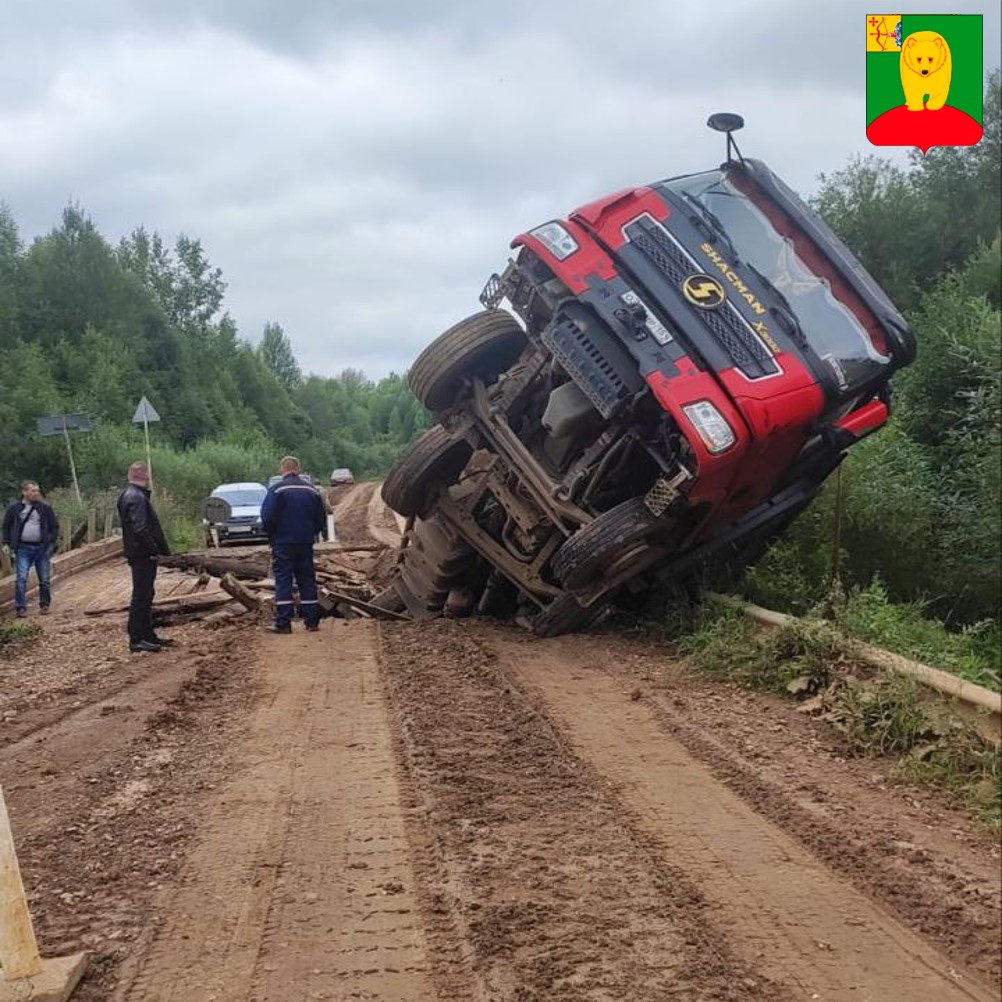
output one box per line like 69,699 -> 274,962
0,619 -> 42,647
0,203 -> 428,531
734,72 -> 1000,679
670,606 -> 1000,828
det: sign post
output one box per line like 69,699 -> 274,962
36,415 -> 91,503
132,397 -> 161,488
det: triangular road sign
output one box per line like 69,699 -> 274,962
132,396 -> 161,424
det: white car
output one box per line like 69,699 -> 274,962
203,482 -> 268,546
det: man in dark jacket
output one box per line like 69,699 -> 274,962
2,481 -> 60,618
260,456 -> 327,634
116,461 -> 171,653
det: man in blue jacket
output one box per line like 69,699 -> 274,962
260,456 -> 327,634
2,480 -> 60,618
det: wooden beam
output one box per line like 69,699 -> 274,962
220,573 -> 261,611
157,554 -> 272,581
84,591 -> 230,617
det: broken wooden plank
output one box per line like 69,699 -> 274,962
84,591 -> 230,617
202,603 -> 249,627
319,586 -> 410,621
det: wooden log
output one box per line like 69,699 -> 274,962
103,510 -> 114,539
220,573 -> 261,611
190,571 -> 212,593
0,548 -> 11,579
86,509 -> 97,545
245,579 -> 276,591
158,554 -> 272,581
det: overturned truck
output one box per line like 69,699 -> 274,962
375,114 -> 916,636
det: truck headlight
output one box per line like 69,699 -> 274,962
682,401 -> 736,454
529,221 -> 578,261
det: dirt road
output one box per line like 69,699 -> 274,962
1,483 -> 998,1001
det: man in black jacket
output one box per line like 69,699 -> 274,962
116,462 -> 171,653
2,481 -> 60,618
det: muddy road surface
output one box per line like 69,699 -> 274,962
0,483 -> 998,1001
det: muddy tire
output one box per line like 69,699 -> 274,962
531,592 -> 607,638
381,425 -> 473,518
408,311 -> 527,412
552,497 -> 662,590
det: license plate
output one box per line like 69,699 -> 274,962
228,525 -> 252,533
620,290 -> 673,345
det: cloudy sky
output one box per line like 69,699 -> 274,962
2,2 -> 999,379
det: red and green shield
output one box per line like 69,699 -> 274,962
866,14 -> 983,155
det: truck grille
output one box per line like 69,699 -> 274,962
541,309 -> 642,419
624,218 -> 780,379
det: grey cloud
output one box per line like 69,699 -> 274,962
1,1 -> 998,379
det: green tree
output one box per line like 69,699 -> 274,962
258,321 -> 302,391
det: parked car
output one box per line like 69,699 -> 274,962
375,114 -> 915,635
202,482 -> 268,546
330,468 -> 355,485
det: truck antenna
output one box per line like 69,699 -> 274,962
707,113 -> 745,165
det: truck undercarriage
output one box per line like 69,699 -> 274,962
375,118 -> 915,635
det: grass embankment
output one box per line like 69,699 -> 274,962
658,602 -> 1000,830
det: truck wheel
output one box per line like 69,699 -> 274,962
531,592 -> 608,637
408,311 -> 526,412
552,497 -> 663,590
381,425 -> 473,518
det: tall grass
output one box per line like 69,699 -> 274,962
668,605 -> 1000,828
40,425 -> 283,552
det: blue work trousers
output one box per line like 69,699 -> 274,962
15,543 -> 52,612
272,543 -> 319,627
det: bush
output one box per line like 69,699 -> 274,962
673,603 -> 1000,827
840,581 -> 1000,691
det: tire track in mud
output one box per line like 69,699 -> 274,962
520,629 -> 1002,992
5,626 -> 257,1001
377,619 -> 780,1002
330,481 -> 378,546
118,621 -> 448,1002
494,632 -> 996,1002
366,480 -> 405,548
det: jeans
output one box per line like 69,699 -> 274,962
128,558 -> 158,644
14,543 -> 52,612
272,544 -> 319,627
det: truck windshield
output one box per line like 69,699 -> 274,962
664,170 -> 890,394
